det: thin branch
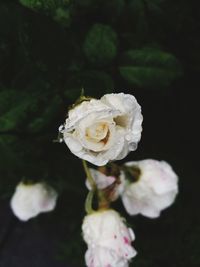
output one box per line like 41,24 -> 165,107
82,160 -> 96,190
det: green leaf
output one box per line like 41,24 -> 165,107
28,95 -> 62,132
119,47 -> 183,88
0,88 -> 61,132
0,136 -> 21,197
127,0 -> 166,43
19,0 -> 71,26
19,0 -> 70,13
0,90 -> 36,131
83,24 -> 118,66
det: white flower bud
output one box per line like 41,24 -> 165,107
85,168 -> 126,201
10,182 -> 58,221
85,168 -> 116,190
82,209 -> 137,267
121,159 -> 179,218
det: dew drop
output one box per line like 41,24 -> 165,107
129,142 -> 137,151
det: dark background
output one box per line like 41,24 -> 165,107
0,0 -> 199,266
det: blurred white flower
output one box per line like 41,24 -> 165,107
85,168 -> 116,190
82,209 -> 137,267
86,168 -> 126,201
59,93 -> 143,166
10,182 -> 58,221
121,159 -> 179,218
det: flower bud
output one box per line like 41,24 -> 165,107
121,159 -> 178,218
10,182 -> 58,221
82,209 -> 137,267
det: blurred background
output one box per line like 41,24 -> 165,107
0,0 -> 199,266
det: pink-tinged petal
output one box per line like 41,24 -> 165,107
86,169 -> 116,190
82,210 -> 137,267
123,236 -> 130,245
121,159 -> 178,218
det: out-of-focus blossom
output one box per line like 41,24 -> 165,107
85,168 -> 126,201
86,168 -> 116,190
10,182 -> 58,221
121,159 -> 178,218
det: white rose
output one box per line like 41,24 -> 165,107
121,159 -> 179,218
10,182 -> 58,221
59,93 -> 143,166
82,209 -> 137,267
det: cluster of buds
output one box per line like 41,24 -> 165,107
80,159 -> 178,267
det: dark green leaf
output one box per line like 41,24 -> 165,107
0,88 -> 61,132
119,47 -> 183,88
19,0 -> 70,13
83,24 -> 118,66
19,0 -> 71,26
28,95 -> 62,132
0,90 -> 37,131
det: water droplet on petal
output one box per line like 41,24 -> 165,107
129,142 -> 137,151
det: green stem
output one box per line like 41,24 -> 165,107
82,160 -> 96,190
82,160 -> 97,214
85,191 -> 94,214
98,190 -> 110,210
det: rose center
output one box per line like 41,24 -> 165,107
86,123 -> 109,142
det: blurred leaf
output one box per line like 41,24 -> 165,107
0,90 -> 19,115
0,136 -> 21,196
19,0 -> 70,13
0,90 -> 36,131
0,137 -> 19,170
83,24 -> 118,66
119,47 -> 183,88
53,7 -> 71,26
126,0 -> 166,44
19,0 -> 71,26
0,88 -> 62,132
28,95 -> 62,132
17,14 -> 73,72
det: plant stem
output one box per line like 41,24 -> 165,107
82,160 -> 96,190
82,160 -> 97,214
85,191 -> 94,214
